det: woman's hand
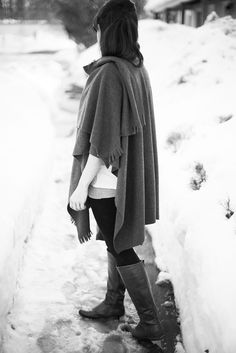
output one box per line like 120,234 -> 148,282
69,181 -> 89,211
70,154 -> 103,213
69,182 -> 91,244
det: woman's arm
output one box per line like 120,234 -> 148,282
69,153 -> 104,211
79,153 -> 104,188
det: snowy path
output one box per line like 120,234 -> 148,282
2,69 -> 162,353
3,17 -> 236,353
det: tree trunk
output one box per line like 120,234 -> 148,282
17,0 -> 24,19
202,0 -> 208,24
181,4 -> 185,24
0,0 -> 3,19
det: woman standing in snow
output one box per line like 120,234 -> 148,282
67,0 -> 163,341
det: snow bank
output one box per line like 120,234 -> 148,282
0,22 -> 77,54
142,17 -> 236,353
0,67 -> 55,341
71,16 -> 236,353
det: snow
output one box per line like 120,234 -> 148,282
0,69 -> 55,339
0,24 -> 68,345
144,0 -> 195,13
140,17 -> 236,353
0,22 -> 78,54
2,15 -> 236,353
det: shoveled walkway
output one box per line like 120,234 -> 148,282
3,81 -> 179,353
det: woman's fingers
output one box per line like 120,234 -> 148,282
69,200 -> 76,210
70,200 -> 86,211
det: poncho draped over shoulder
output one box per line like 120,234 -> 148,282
67,56 -> 159,254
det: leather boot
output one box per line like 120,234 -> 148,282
117,260 -> 164,340
79,251 -> 126,319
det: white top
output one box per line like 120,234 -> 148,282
90,164 -> 117,189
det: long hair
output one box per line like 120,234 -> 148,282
92,0 -> 144,67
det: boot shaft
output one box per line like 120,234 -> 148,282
117,260 -> 160,325
106,251 -> 126,300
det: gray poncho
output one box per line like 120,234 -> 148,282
67,56 -> 159,254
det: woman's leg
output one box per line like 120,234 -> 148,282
79,196 -> 130,319
78,248 -> 126,319
88,196 -> 140,266
87,197 -> 163,339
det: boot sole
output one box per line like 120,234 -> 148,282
120,324 -> 165,341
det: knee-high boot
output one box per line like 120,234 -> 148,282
117,260 -> 164,340
79,250 -> 126,319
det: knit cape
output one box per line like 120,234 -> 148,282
67,56 -> 159,254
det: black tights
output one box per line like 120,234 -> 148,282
88,196 -> 140,266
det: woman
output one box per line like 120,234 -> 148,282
67,0 -> 163,341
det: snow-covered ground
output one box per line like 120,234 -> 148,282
0,23 -> 76,348
0,59 -> 55,341
2,15 -> 236,353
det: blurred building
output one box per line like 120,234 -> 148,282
0,0 -> 55,20
145,0 -> 236,26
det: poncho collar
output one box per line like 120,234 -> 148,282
83,56 -> 140,75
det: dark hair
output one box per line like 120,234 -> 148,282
92,0 -> 144,68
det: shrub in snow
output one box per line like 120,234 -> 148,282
218,114 -> 233,124
177,75 -> 188,84
177,67 -> 199,85
220,197 -> 234,219
190,162 -> 207,190
166,132 -> 185,152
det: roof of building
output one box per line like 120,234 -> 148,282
144,0 -> 195,12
